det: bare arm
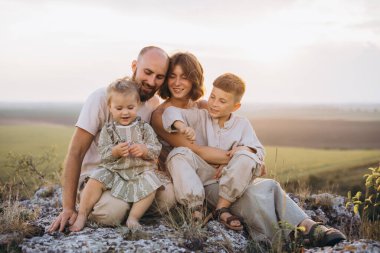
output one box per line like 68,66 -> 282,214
151,107 -> 230,164
48,127 -> 94,232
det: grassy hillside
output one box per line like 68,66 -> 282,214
266,146 -> 380,194
0,125 -> 74,181
0,124 -> 379,195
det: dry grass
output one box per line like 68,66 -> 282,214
360,219 -> 380,241
0,194 -> 40,237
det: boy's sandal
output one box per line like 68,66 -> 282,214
303,222 -> 346,247
213,207 -> 244,231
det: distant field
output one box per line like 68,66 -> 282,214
252,119 -> 380,149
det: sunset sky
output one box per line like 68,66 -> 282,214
0,0 -> 379,104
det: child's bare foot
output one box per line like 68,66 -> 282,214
126,217 -> 142,229
69,214 -> 87,232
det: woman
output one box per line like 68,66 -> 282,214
151,52 -> 346,246
151,52 -> 230,222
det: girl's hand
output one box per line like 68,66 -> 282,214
128,143 -> 148,158
112,142 -> 129,157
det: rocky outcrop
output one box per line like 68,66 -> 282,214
1,186 -> 379,252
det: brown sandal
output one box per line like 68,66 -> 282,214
213,207 -> 244,231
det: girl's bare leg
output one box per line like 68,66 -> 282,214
70,179 -> 105,232
126,191 -> 156,229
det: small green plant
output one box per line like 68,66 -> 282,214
346,165 -> 380,218
273,221 -> 306,253
346,165 -> 380,240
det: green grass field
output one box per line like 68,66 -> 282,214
266,147 -> 380,181
0,125 -> 74,181
0,124 -> 379,194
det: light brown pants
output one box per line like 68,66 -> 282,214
166,147 -> 260,207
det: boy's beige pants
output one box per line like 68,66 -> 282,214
167,147 -> 308,240
166,147 -> 262,207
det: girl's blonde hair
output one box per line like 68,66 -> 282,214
106,77 -> 140,105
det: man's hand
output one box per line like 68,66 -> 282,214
112,142 -> 129,157
128,143 -> 148,158
48,209 -> 78,233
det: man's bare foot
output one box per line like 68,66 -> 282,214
69,214 -> 87,232
126,217 -> 142,229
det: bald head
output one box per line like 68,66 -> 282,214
132,46 -> 170,102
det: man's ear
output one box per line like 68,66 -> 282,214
131,60 -> 137,73
232,102 -> 241,112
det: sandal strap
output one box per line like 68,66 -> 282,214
213,207 -> 231,220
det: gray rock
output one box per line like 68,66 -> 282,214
0,186 -> 377,252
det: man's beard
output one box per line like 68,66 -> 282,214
132,71 -> 156,102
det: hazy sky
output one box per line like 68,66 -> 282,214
0,0 -> 379,104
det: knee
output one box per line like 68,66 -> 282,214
167,147 -> 193,161
89,191 -> 129,226
154,184 -> 177,213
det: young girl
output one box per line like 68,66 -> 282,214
70,77 -> 163,231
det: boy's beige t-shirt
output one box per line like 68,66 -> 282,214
162,106 -> 265,162
75,87 -> 160,173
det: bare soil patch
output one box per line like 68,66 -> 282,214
251,119 -> 380,149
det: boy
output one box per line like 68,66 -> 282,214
162,73 -> 265,231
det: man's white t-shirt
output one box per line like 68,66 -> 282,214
75,87 -> 160,173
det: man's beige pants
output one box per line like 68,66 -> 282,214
78,174 -> 176,226
167,147 -> 308,240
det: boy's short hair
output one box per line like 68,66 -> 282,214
213,73 -> 245,102
106,77 -> 140,105
159,52 -> 204,101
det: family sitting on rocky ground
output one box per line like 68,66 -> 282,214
48,46 -> 346,248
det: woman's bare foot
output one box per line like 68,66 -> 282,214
69,214 -> 87,232
126,217 -> 142,229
